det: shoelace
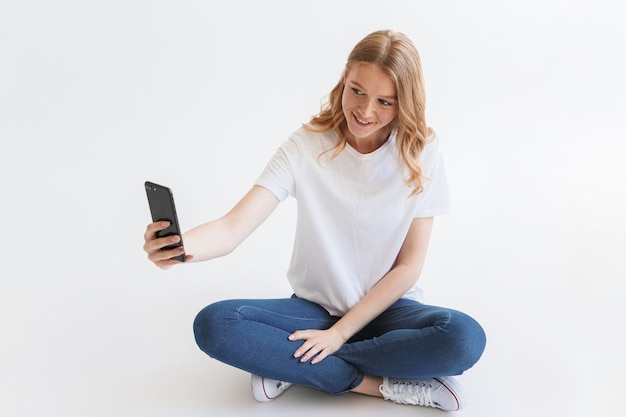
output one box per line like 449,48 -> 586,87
380,380 -> 434,407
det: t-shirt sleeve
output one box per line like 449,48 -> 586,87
254,138 -> 297,202
412,135 -> 452,218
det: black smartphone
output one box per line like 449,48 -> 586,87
144,181 -> 186,262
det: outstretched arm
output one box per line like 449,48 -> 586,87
143,185 -> 280,269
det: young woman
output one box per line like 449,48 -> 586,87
143,30 -> 486,411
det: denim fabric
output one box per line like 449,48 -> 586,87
193,296 -> 486,395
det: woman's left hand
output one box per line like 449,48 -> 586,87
288,328 -> 346,364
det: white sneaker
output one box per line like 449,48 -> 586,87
379,376 -> 466,411
251,374 -> 293,402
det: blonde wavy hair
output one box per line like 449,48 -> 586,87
305,30 -> 432,196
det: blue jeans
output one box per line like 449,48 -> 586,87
193,296 -> 486,395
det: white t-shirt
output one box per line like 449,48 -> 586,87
255,126 -> 451,316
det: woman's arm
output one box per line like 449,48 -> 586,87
332,216 -> 434,339
290,216 -> 434,364
143,185 -> 280,269
183,185 -> 280,262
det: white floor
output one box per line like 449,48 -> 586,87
2,1 -> 625,416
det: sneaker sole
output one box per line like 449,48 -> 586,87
434,376 -> 466,411
251,375 -> 273,402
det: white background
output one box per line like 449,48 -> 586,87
1,1 -> 625,416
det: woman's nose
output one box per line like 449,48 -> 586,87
359,99 -> 375,117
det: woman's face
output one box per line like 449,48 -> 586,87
342,62 -> 398,153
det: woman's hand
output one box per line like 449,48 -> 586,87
143,221 -> 192,269
288,328 -> 346,365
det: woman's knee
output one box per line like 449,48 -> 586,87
193,300 -> 236,355
446,310 -> 487,371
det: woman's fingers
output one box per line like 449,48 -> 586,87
288,329 -> 342,364
143,221 -> 186,269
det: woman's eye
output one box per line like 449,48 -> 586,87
379,99 -> 391,106
351,88 -> 363,95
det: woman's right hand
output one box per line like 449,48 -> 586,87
143,221 -> 191,270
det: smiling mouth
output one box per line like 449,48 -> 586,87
354,114 -> 373,126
